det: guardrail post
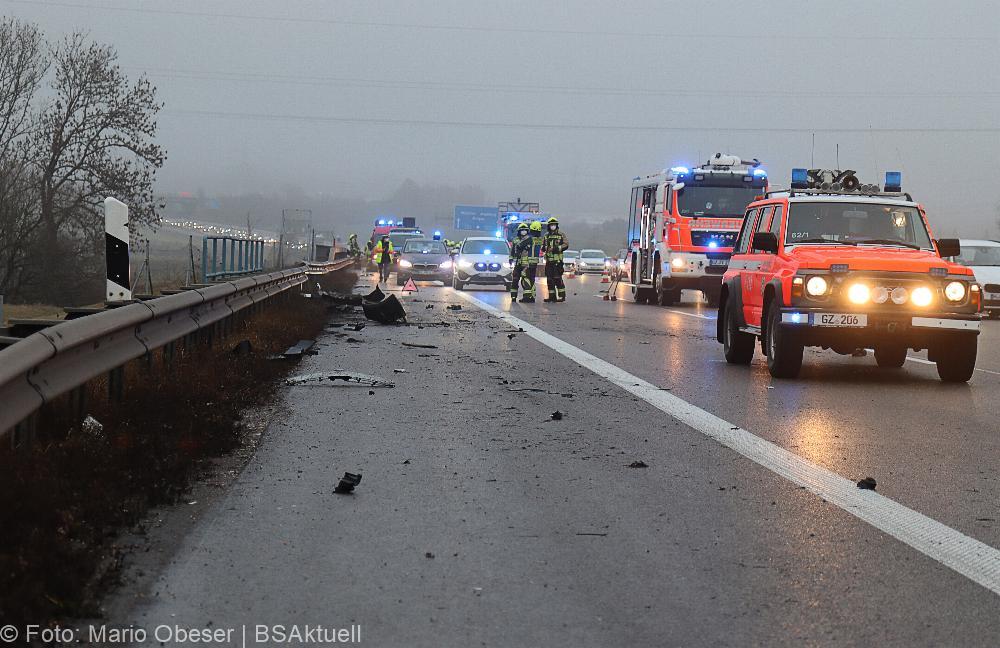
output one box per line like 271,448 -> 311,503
108,366 -> 124,403
69,385 -> 87,421
220,238 -> 229,279
201,238 -> 208,283
164,341 -> 175,371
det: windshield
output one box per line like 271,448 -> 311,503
564,250 -> 579,258
402,240 -> 447,254
955,245 -> 1000,266
461,239 -> 508,255
388,233 -> 422,248
677,185 -> 761,218
785,202 -> 933,249
580,250 -> 605,258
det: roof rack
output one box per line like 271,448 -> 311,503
765,187 -> 914,201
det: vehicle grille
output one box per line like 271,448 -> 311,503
691,230 -> 738,248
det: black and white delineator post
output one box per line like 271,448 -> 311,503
104,197 -> 131,302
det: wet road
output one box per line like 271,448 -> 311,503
115,275 -> 1000,647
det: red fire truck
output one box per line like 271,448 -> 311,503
626,154 -> 768,306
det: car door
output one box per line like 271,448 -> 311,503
745,205 -> 777,325
735,207 -> 764,326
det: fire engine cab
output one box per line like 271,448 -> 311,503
718,168 -> 981,382
626,154 -> 767,306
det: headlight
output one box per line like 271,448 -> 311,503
458,259 -> 473,269
503,261 -> 513,269
604,260 -> 611,267
944,281 -> 966,302
911,286 -> 933,307
891,287 -> 909,304
805,276 -> 828,296
439,260 -> 453,269
398,259 -> 413,268
847,283 -> 870,304
670,257 -> 685,268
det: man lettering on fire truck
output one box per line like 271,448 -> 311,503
543,217 -> 569,303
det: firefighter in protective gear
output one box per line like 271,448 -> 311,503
509,223 -> 536,302
348,233 -> 362,260
372,234 -> 394,283
526,221 -> 544,298
542,216 -> 569,302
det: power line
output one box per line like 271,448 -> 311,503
4,0 -> 998,42
132,66 -> 1000,100
161,108 -> 1000,133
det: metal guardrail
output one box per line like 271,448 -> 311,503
0,257 -> 356,436
202,236 -> 268,280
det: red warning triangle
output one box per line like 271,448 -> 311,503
402,277 -> 418,292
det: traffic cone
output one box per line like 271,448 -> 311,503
600,269 -> 610,283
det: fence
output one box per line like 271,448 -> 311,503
201,236 -> 267,280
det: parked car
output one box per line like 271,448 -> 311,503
563,250 -> 580,273
452,237 -> 513,290
396,238 -> 453,285
954,239 -> 1000,318
576,249 -> 609,274
612,248 -> 629,278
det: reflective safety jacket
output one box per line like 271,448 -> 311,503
528,236 -> 544,265
510,235 -> 533,265
543,231 -> 569,262
373,240 -> 394,264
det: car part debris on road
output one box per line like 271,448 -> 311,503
285,372 -> 395,388
628,461 -> 649,468
551,411 -> 563,420
857,477 -> 877,490
362,293 -> 407,324
447,304 -> 462,310
282,339 -> 317,358
334,472 -> 362,494
401,342 -> 438,349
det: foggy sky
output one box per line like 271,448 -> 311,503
5,0 -> 1000,236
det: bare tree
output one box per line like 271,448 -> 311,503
0,18 -> 46,300
32,32 -> 165,302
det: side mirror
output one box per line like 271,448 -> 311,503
936,238 -> 961,258
752,232 -> 778,254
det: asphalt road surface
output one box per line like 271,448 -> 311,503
113,273 -> 1000,647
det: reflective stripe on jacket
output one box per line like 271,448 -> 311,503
543,231 -> 568,261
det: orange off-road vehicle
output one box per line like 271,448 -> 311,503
717,169 -> 981,382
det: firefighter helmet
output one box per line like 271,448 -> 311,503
529,220 -> 543,232
546,216 -> 559,227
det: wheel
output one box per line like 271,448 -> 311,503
936,337 -> 977,382
655,273 -> 678,306
451,276 -> 465,291
723,299 -> 755,365
705,290 -> 721,308
765,301 -> 803,378
874,345 -> 907,368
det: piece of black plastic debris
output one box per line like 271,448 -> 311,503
362,294 -> 407,324
856,477 -> 877,490
447,304 -> 462,310
334,472 -> 362,494
283,339 -> 316,358
402,341 -> 438,349
425,551 -> 435,559
551,411 -> 563,420
403,459 -> 411,464
393,368 -> 408,374
628,461 -> 648,468
426,304 -> 435,309
231,339 -> 252,356
507,333 -> 516,339
346,337 -> 364,343
351,322 -> 366,331
364,286 -> 386,302
368,390 -> 375,395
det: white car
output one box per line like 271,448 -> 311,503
576,249 -> 610,274
956,239 -> 1000,318
452,237 -> 513,290
562,250 -> 579,273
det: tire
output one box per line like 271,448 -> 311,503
723,299 -> 755,365
705,290 -> 721,308
874,345 -> 907,368
655,272 -> 678,306
451,276 -> 465,291
936,337 -> 977,382
765,302 -> 803,378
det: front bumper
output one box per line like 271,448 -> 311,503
456,269 -> 512,285
576,263 -> 608,274
400,270 -> 450,282
662,252 -> 729,290
777,306 -> 981,349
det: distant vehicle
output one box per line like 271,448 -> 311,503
954,239 -> 1000,318
719,168 -> 980,382
452,237 -> 512,290
563,250 -> 579,273
612,248 -> 629,278
396,239 -> 452,285
576,249 -> 609,274
386,230 -> 425,262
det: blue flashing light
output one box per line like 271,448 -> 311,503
670,166 -> 690,175
484,249 -> 492,256
509,214 -> 519,222
708,241 -> 719,249
885,171 -> 902,191
377,219 -> 386,225
434,230 -> 441,236
790,312 -> 803,324
791,168 -> 808,188
753,168 -> 767,178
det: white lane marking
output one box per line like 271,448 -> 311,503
666,308 -> 716,321
906,356 -> 1000,376
457,291 -> 1000,596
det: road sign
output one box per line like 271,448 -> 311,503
454,205 -> 498,232
402,277 -> 418,293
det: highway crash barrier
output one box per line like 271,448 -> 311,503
0,257 -> 355,439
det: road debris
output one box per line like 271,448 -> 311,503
575,532 -> 608,537
507,333 -> 516,339
856,477 -> 877,490
447,304 -> 462,310
81,415 -> 104,439
364,286 -> 386,302
550,411 -> 563,421
282,339 -> 316,358
286,372 -> 395,388
403,459 -> 411,464
426,304 -> 435,309
393,368 -> 408,374
362,293 -> 407,324
628,461 -> 649,468
334,472 -> 362,494
425,552 -> 435,559
402,342 -> 438,349
350,323 -> 366,331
